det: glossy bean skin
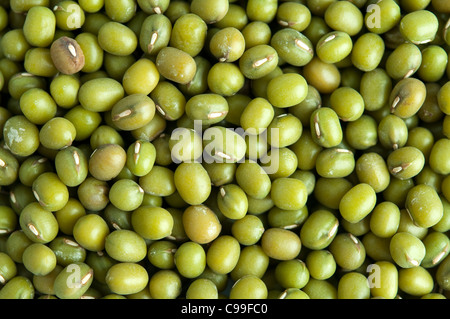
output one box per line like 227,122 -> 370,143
111,94 -> 156,131
300,209 -> 339,250
170,13 -> 207,57
139,14 -> 172,55
105,262 -> 149,295
97,21 -> 138,56
0,276 -> 35,299
310,107 -> 343,148
174,162 -> 211,205
405,184 -> 443,228
156,47 -> 197,85
23,6 -> 55,48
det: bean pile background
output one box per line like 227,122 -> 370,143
0,0 -> 450,299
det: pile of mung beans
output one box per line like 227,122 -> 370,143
0,0 -> 450,300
